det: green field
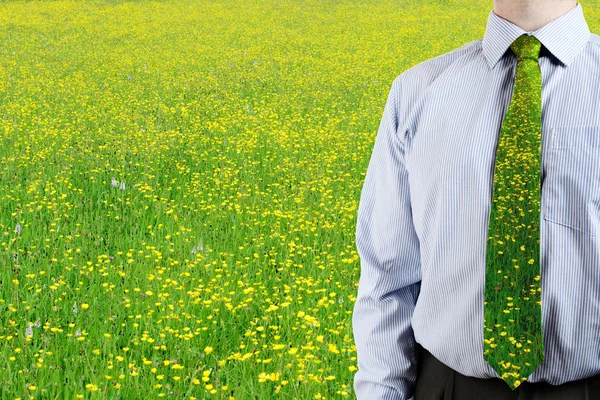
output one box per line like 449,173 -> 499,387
1,0 -> 598,398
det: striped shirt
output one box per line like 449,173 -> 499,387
352,3 -> 600,399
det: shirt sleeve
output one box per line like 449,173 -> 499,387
352,75 -> 422,400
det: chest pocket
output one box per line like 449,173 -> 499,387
543,126 -> 600,236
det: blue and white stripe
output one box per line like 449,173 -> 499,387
353,3 -> 600,399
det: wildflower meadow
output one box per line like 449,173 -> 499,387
1,0 -> 598,399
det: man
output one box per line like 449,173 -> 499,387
352,1 -> 600,399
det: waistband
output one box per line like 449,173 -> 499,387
416,341 -> 600,389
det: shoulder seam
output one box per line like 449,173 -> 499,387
588,33 -> 600,47
397,39 -> 481,78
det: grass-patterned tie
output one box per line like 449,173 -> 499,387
483,34 -> 544,390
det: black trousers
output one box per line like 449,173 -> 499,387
414,342 -> 600,400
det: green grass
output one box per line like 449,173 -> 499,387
0,0 -> 598,398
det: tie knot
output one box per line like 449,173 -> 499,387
510,34 -> 542,62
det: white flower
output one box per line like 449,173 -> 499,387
191,239 -> 204,255
25,324 -> 33,338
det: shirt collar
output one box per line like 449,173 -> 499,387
482,2 -> 591,69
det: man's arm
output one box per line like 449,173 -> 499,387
352,75 -> 422,400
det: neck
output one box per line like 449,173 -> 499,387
493,0 -> 577,32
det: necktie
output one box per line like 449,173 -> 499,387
483,34 -> 544,390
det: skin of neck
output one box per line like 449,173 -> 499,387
493,0 -> 577,32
